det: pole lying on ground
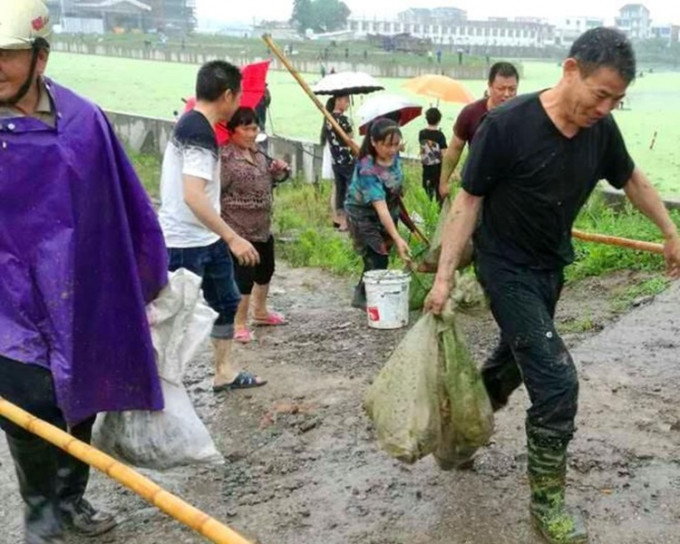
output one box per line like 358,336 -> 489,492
0,397 -> 253,544
262,33 -> 430,245
572,229 -> 664,254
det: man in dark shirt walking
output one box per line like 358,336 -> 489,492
426,28 -> 680,544
439,61 -> 519,198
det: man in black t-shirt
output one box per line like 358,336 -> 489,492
426,28 -> 680,544
419,107 -> 448,203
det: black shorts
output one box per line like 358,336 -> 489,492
231,236 -> 276,295
333,163 -> 355,211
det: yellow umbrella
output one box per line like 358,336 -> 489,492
402,74 -> 475,104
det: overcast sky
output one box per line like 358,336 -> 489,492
204,1 -> 680,25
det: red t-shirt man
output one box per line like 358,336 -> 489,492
453,98 -> 489,144
439,62 -> 520,198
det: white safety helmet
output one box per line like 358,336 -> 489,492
0,0 -> 51,51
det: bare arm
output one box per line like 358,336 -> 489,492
372,200 -> 411,262
424,189 -> 483,313
439,135 -> 466,198
183,175 -> 259,266
623,167 -> 680,277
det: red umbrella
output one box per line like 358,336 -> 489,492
183,60 -> 270,146
357,93 -> 422,135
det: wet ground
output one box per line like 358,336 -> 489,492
1,265 -> 679,544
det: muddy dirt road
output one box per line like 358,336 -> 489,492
1,265 -> 679,544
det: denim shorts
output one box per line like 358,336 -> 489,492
167,239 -> 241,339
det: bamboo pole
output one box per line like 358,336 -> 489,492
262,33 -> 429,245
572,229 -> 664,254
0,397 -> 253,544
263,34 -> 359,156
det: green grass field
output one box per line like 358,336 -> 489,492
47,52 -> 680,196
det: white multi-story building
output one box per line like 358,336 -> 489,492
615,4 -> 652,40
396,7 -> 467,24
650,23 -> 680,44
346,16 -> 554,48
552,16 -> 605,47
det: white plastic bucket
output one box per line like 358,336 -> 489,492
364,270 -> 411,329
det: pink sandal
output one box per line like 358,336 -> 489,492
233,328 -> 254,343
252,311 -> 286,326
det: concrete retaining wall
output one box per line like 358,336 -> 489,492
53,41 -> 491,79
104,110 -> 325,182
600,187 -> 680,211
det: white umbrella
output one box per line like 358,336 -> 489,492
312,71 -> 384,95
357,93 -> 423,135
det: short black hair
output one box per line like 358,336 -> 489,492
569,27 -> 636,84
196,60 -> 241,102
33,37 -> 50,51
425,107 -> 442,125
227,107 -> 258,132
488,61 -> 519,84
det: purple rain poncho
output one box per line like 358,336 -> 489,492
0,79 -> 167,425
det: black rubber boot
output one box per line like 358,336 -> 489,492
56,419 -> 116,537
351,283 -> 367,310
6,435 -> 64,544
527,424 -> 588,544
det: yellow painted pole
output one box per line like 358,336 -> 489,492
0,397 -> 253,544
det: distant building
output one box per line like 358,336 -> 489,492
46,0 -> 196,33
615,4 -> 651,40
397,9 -> 430,25
430,7 -> 467,23
74,1 -> 152,32
44,0 -> 76,21
212,22 -> 255,38
347,16 -> 554,48
553,16 -> 605,47
396,7 -> 467,25
253,21 -> 300,42
650,23 -> 680,44
145,0 -> 196,33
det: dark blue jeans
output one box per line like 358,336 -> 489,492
475,253 -> 578,438
167,239 -> 241,340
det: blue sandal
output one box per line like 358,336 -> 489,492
213,371 -> 267,392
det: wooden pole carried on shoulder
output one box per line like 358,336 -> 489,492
0,397 -> 254,544
263,33 -> 359,156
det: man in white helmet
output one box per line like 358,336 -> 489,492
0,2 -> 168,543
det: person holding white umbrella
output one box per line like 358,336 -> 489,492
314,72 -> 384,230
322,94 -> 355,231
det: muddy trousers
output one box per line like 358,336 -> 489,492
474,253 -> 579,438
0,356 -> 95,543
